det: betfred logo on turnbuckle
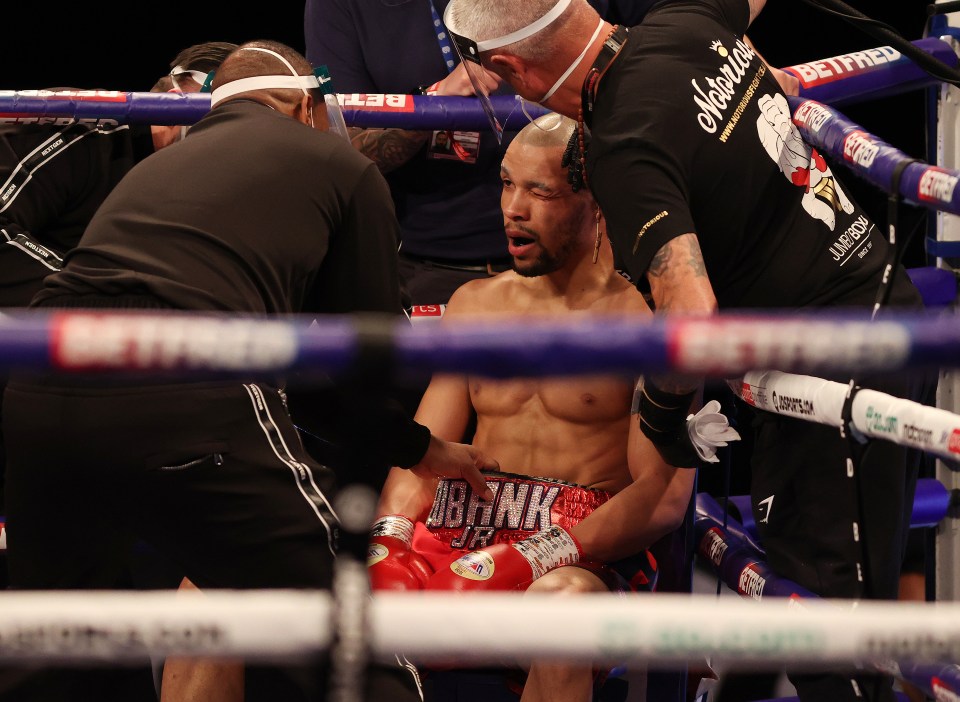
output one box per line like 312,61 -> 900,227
785,46 -> 900,88
699,527 -> 728,568
842,130 -> 880,169
917,166 -> 960,207
737,563 -> 766,600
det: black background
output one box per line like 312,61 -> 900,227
5,0 -> 942,265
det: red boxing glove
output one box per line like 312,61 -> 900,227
367,515 -> 432,591
425,525 -> 583,592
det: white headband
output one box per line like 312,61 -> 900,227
445,0 -> 571,52
210,74 -> 322,107
209,46 -> 325,107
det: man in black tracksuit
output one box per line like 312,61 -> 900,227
1,40 -> 494,702
0,43 -> 238,504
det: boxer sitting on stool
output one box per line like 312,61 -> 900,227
370,113 -> 725,702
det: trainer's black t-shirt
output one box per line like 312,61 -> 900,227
31,100 -> 429,468
36,100 -> 403,316
587,0 -> 920,310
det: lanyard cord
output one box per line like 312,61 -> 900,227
429,1 -> 457,74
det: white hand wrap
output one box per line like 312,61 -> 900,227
512,526 -> 581,579
370,515 -> 415,546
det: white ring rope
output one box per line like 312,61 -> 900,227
733,370 -> 960,462
0,589 -> 329,664
0,590 -> 958,669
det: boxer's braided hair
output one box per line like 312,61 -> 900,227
560,125 -> 587,192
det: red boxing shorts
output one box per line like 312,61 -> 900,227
412,470 -> 657,591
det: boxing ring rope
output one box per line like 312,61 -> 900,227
695,486 -> 954,592
0,308 -> 958,379
0,24 -> 958,702
0,35 -> 955,129
789,95 -> 960,217
1,309 -> 959,667
0,91 -> 547,131
7,91 -> 958,228
732,370 -> 960,465
0,589 -> 959,670
695,494 -> 960,698
781,37 -> 958,107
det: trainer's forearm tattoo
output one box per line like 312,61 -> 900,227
349,127 -> 431,174
647,235 -> 708,280
647,243 -> 672,278
644,234 -> 710,397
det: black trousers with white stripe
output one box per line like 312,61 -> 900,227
1,377 -> 419,702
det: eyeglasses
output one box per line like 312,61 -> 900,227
169,66 -> 212,92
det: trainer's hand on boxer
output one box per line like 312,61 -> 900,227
409,435 -> 498,500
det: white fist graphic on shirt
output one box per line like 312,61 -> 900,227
757,92 -> 853,231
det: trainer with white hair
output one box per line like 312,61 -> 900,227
441,2 -> 937,701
